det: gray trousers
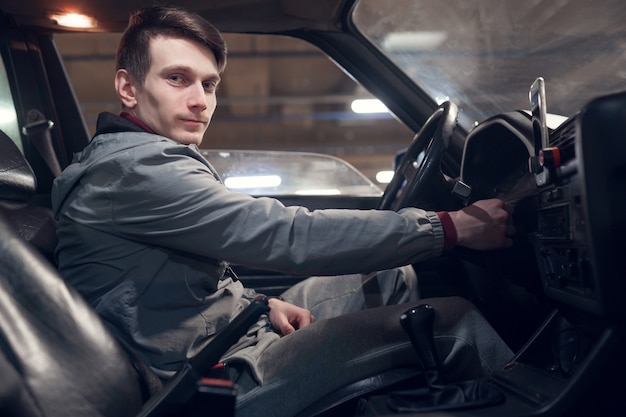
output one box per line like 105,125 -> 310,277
233,266 -> 513,417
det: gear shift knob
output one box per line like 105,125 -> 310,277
392,304 -> 505,412
400,304 -> 441,372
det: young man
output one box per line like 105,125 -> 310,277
52,6 -> 515,416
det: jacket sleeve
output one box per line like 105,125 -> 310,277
98,143 -> 445,276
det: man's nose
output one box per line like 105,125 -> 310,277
188,83 -> 208,111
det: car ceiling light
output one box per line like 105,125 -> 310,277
48,12 -> 98,29
351,99 -> 389,114
224,175 -> 281,189
375,170 -> 394,184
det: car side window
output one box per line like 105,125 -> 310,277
54,32 -> 412,187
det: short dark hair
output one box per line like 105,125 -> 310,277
116,6 -> 227,84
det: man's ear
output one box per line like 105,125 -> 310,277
115,69 -> 138,109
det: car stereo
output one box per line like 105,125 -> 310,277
534,172 -> 597,313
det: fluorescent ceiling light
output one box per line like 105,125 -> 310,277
375,170 -> 395,184
351,99 -> 389,114
382,31 -> 447,51
49,12 -> 98,29
224,175 -> 281,189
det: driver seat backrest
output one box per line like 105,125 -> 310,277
0,212 -> 146,417
0,129 -> 58,264
0,130 -> 162,415
0,210 -> 276,417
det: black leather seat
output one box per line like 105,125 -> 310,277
0,130 -> 160,414
0,208 -> 276,416
0,213 -> 146,416
1,131 -> 145,416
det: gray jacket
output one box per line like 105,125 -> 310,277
51,112 -> 445,378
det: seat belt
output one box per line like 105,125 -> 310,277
21,109 -> 62,177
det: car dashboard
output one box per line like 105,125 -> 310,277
462,91 -> 626,323
447,91 -> 626,415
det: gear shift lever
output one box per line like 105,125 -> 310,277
399,304 -> 443,385
388,303 -> 505,413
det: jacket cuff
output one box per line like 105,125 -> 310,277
436,211 -> 458,250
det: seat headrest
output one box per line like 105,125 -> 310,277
0,130 -> 36,202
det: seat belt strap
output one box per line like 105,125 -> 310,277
21,109 -> 62,177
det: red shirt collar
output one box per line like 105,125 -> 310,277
120,112 -> 156,134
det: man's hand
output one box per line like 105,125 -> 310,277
449,199 -> 516,250
268,298 -> 315,336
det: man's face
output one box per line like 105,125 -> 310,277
127,35 -> 221,145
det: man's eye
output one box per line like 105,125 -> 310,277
169,75 -> 183,83
203,81 -> 217,91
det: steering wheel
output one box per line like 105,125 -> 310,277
378,101 -> 458,211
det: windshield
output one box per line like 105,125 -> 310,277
352,0 -> 626,131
